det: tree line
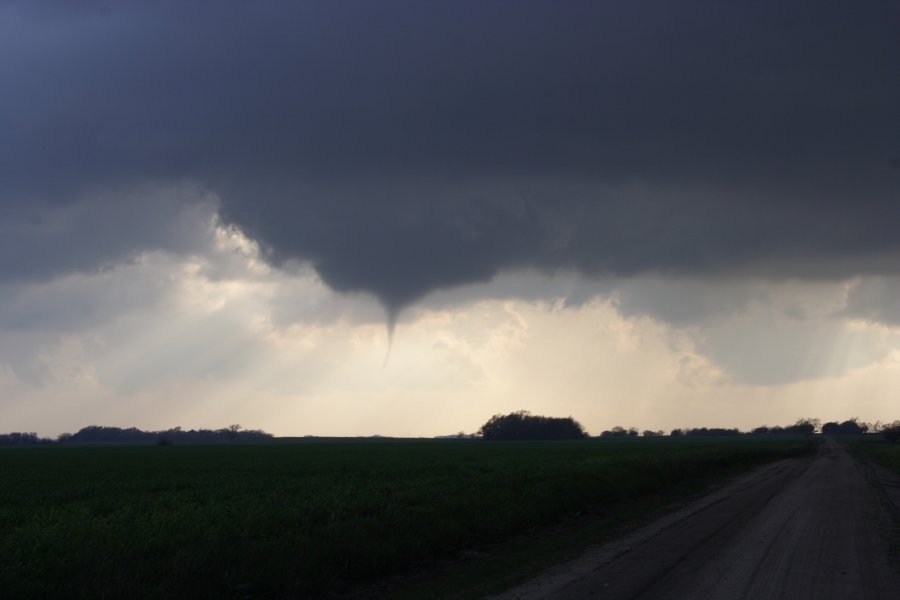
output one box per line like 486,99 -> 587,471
3,417 -> 899,445
0,425 -> 273,445
599,418 -> 900,439
479,413 -> 900,443
0,432 -> 53,446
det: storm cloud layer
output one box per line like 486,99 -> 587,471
2,0 -> 899,314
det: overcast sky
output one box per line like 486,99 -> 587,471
2,0 -> 899,437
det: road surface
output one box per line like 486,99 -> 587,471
493,438 -> 900,600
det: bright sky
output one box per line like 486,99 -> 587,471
1,2 -> 899,437
3,205 -> 900,437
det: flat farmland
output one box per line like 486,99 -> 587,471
0,438 -> 812,599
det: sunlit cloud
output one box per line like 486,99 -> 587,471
3,219 -> 900,439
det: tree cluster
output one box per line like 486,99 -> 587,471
751,418 -> 819,436
642,430 -> 666,437
0,432 -> 53,445
595,418 -> 822,438
881,421 -> 900,443
599,426 -> 639,438
820,418 -> 868,436
56,425 -> 273,444
479,411 -> 588,441
669,427 -> 742,437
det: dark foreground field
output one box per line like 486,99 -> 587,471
0,437 -> 812,599
496,438 -> 900,600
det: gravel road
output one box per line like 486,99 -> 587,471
493,438 -> 900,599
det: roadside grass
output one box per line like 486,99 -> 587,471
845,435 -> 900,476
0,437 -> 813,599
844,435 -> 900,566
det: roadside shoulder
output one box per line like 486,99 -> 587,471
869,462 -> 900,515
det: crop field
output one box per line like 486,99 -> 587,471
0,437 -> 813,599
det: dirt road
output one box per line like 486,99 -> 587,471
493,438 -> 900,599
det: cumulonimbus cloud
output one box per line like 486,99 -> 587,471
1,0 -> 899,319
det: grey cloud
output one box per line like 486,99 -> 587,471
695,313 -> 892,386
610,278 -> 766,326
2,1 -> 899,315
0,184 -> 216,283
844,277 -> 900,326
607,277 -> 886,384
266,265 -> 388,329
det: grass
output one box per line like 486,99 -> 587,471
843,435 -> 900,567
0,437 -> 813,599
845,435 -> 900,476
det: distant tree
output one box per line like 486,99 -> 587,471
62,424 -> 273,444
0,432 -> 44,445
800,417 -> 822,433
599,426 -> 629,438
784,418 -> 819,435
750,419 -> 822,436
479,411 -> 588,441
597,426 -> 640,438
642,430 -> 665,437
67,426 -> 154,443
821,418 -> 868,436
670,428 -> 684,437
683,427 -> 741,437
881,421 -> 900,443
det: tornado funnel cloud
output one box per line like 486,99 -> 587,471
382,305 -> 399,369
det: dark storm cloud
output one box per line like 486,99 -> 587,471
0,184 -> 215,282
2,0 -> 899,313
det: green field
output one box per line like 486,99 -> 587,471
0,437 -> 813,599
